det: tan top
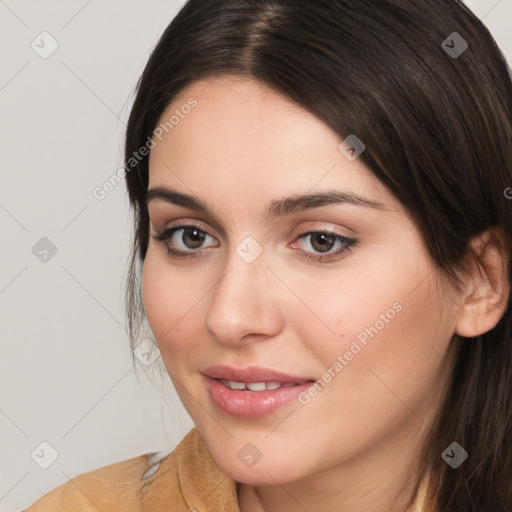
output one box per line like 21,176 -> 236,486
24,427 -> 438,511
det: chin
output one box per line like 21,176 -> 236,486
219,458 -> 303,485
206,440 -> 308,485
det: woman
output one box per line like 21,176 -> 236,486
25,0 -> 512,510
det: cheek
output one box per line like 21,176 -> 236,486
141,251 -> 204,363
284,257 -> 408,354
285,265 -> 453,463
295,247 -> 452,389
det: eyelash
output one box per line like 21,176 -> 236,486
151,224 -> 358,263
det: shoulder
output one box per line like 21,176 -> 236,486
24,428 -> 238,511
22,431 -> 196,512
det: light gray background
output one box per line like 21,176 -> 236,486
1,1 -> 511,510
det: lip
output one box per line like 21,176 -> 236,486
203,365 -> 314,383
203,365 -> 316,418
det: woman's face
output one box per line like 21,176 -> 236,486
143,75 -> 460,485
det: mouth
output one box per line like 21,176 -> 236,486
217,379 -> 309,391
203,365 -> 316,418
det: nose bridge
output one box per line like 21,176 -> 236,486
204,237 -> 282,344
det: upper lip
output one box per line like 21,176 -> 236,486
203,365 -> 314,383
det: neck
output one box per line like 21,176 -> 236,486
237,416 -> 432,512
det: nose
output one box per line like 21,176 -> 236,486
204,244 -> 284,346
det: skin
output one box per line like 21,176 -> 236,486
142,75 -> 509,512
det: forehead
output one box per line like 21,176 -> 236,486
147,75 -> 395,212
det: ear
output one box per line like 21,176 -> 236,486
455,227 -> 510,338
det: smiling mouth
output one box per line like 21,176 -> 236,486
205,376 -> 317,418
203,364 -> 317,417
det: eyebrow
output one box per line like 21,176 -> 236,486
145,186 -> 388,218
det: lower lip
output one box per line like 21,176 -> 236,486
205,376 -> 315,418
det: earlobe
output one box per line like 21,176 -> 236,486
455,228 -> 510,339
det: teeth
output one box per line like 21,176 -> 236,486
218,379 -> 302,391
229,380 -> 246,390
246,382 -> 266,391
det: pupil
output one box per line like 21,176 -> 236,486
312,233 -> 334,253
184,228 -> 205,249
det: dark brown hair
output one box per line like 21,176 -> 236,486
123,0 -> 512,509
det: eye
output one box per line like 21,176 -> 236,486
152,224 -> 217,259
292,230 -> 357,262
152,224 -> 358,263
